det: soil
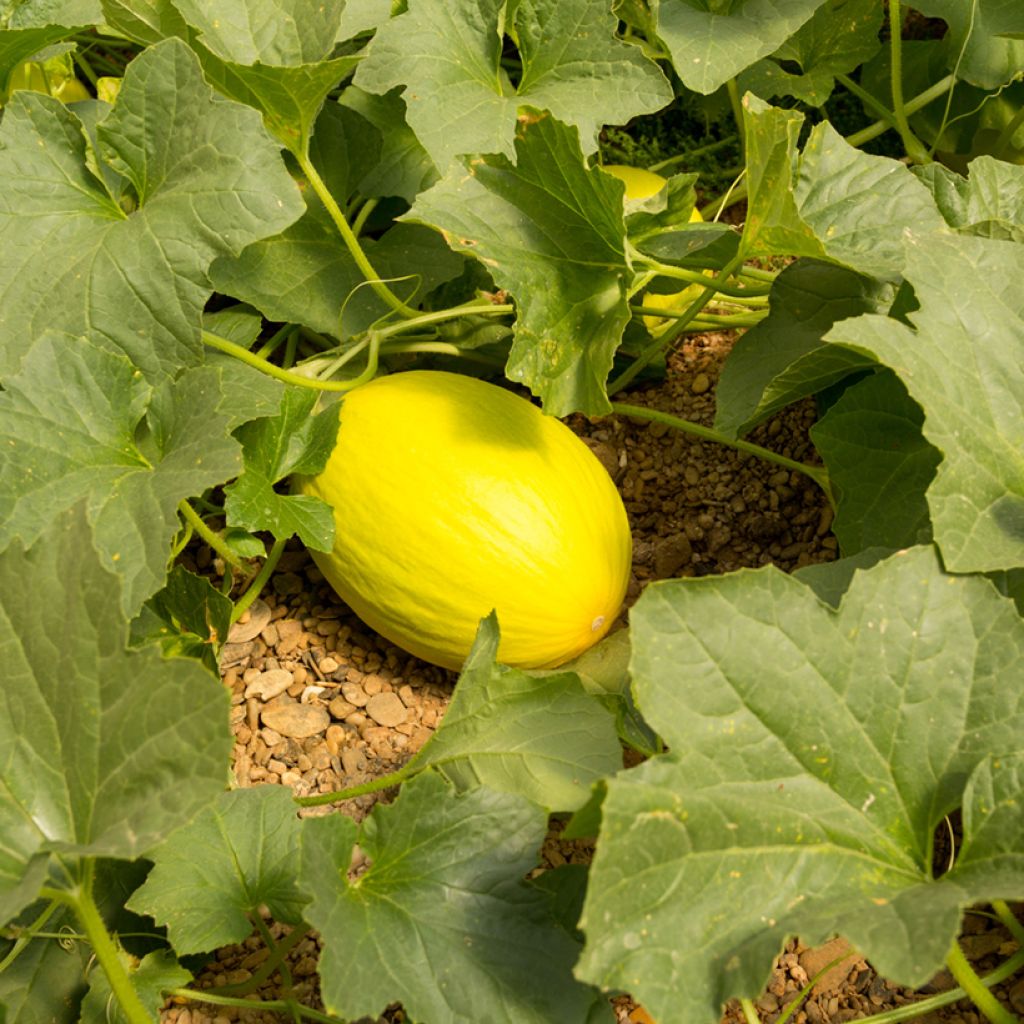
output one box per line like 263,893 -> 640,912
163,331 -> 1024,1024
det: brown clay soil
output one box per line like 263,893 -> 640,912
164,331 -> 1024,1024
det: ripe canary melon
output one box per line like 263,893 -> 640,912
297,371 -> 632,671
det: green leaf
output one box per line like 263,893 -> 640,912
713,259 -> 893,438
337,86 -> 439,202
80,949 -> 191,1024
210,102 -> 464,337
737,0 -> 882,105
0,504 -> 232,925
172,0 -> 358,155
128,565 -> 233,672
911,0 -> 1024,89
915,156 -> 1024,242
741,96 -> 946,279
354,0 -> 671,169
5,1 -> 101,28
223,387 -> 340,550
576,546 -> 1024,1024
654,0 -> 830,95
96,0 -> 190,46
825,231 -> 1024,573
0,37 -> 302,382
299,772 -> 607,1023
127,787 -> 306,955
408,113 -> 631,415
0,335 -> 242,614
810,370 -> 941,554
405,615 -> 621,812
0,903 -> 89,1024
793,546 -> 893,608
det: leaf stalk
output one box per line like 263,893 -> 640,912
610,402 -> 833,503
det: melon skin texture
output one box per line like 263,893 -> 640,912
296,371 -> 632,672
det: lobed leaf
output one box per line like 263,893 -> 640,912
354,0 -> 670,169
0,504 -> 232,926
826,230 -> 1024,573
0,335 -> 242,614
741,96 -> 946,279
916,156 -> 1024,242
405,614 -> 621,812
737,0 -> 882,105
408,113 -> 631,415
0,37 -> 303,382
654,0 -> 830,95
127,787 -> 306,954
223,387 -> 340,550
577,546 -> 1024,1023
299,772 -> 610,1023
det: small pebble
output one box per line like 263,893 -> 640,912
261,703 -> 330,739
244,669 -> 293,701
227,600 -> 272,643
366,692 -> 407,727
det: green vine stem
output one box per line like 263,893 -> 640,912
166,988 -> 343,1024
992,900 -> 1024,946
630,303 -> 766,329
835,73 -> 900,130
609,253 -> 750,394
0,899 -> 59,973
202,330 -> 377,392
887,0 -> 931,164
230,537 -> 287,625
294,760 -> 419,807
635,258 -> 772,299
214,925 -> 309,997
726,78 -> 746,161
178,500 -> 246,570
738,997 -> 760,1024
41,869 -> 155,1024
295,152 -> 420,320
945,939 -> 1017,1024
610,402 -> 833,503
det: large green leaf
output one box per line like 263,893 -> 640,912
576,546 -> 1024,1024
408,113 -> 631,415
654,0 -> 830,94
741,96 -> 946,279
713,259 -> 893,438
0,37 -> 303,382
737,0 -> 882,105
0,504 -> 232,926
404,615 -> 621,812
299,772 -> 610,1023
223,387 -> 340,550
0,336 -> 242,614
915,156 -> 1024,242
911,0 -> 1024,89
172,0 -> 357,155
354,0 -> 670,169
126,787 -> 306,954
810,370 -> 940,555
826,231 -> 1024,573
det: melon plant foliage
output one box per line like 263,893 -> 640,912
1,2 -> 1023,1023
